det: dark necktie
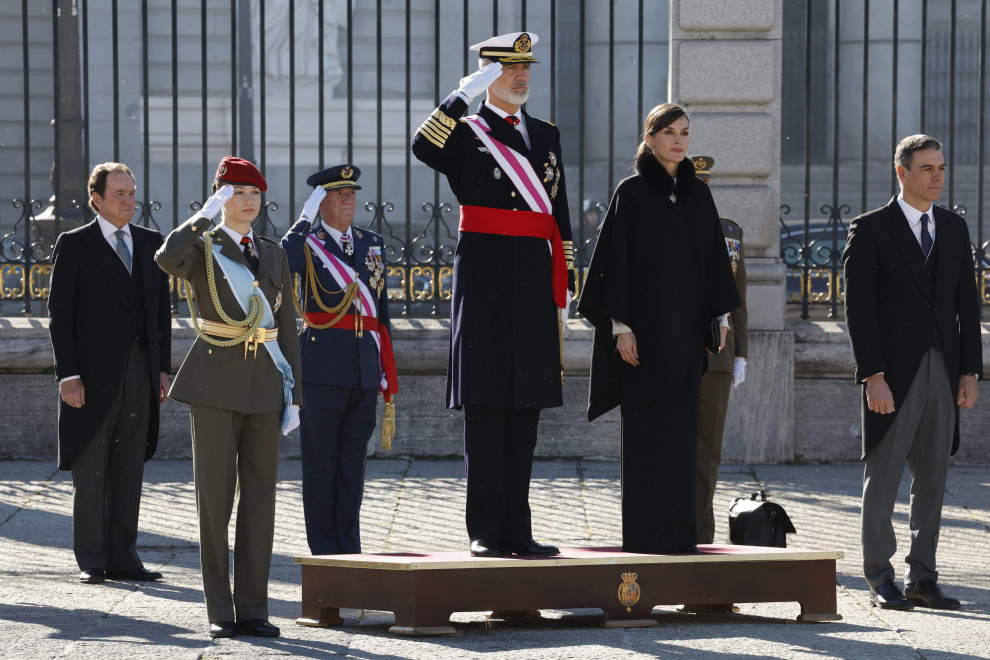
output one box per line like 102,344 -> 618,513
240,236 -> 260,273
505,115 -> 520,126
920,213 -> 933,259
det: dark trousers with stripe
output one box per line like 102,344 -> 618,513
463,404 -> 541,543
71,342 -> 151,572
862,347 -> 955,588
300,383 -> 377,556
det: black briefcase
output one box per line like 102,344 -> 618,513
728,490 -> 797,548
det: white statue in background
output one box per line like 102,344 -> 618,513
253,0 -> 347,90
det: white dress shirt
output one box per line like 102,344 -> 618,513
485,102 -> 531,150
219,222 -> 255,255
896,193 -> 935,255
61,217 -> 134,384
322,222 -> 354,254
96,214 -> 133,261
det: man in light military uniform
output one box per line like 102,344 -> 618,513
412,32 -> 576,558
280,165 -> 396,559
691,155 -> 749,546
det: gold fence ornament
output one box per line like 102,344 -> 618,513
617,572 -> 641,612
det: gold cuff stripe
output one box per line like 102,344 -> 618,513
416,127 -> 446,149
418,124 -> 450,147
430,109 -> 457,130
419,121 -> 451,143
424,117 -> 453,137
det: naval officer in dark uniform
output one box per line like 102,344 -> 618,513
281,165 -> 397,556
412,32 -> 576,557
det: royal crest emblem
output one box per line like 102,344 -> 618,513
217,162 -> 227,177
725,237 -> 741,275
341,166 -> 354,179
494,167 -> 502,180
365,247 -> 386,296
515,33 -> 532,53
617,572 -> 641,613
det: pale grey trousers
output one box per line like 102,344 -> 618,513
862,347 -> 954,588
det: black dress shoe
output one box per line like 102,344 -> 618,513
470,539 -> 503,557
501,539 -> 560,556
236,619 -> 281,637
79,568 -> 105,584
674,544 -> 698,554
905,579 -> 962,609
209,621 -> 237,639
869,580 -> 914,610
107,567 -> 163,582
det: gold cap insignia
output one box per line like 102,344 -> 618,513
341,166 -> 354,179
217,163 -> 227,177
689,155 -> 714,176
515,33 -> 532,53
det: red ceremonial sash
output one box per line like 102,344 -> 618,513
304,313 -> 399,403
458,205 -> 567,309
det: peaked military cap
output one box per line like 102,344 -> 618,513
470,32 -> 540,64
306,164 -> 363,191
689,155 -> 715,178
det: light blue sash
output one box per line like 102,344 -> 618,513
207,239 -> 295,432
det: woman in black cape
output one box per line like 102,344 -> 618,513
577,103 -> 740,554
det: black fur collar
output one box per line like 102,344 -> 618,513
634,149 -> 696,202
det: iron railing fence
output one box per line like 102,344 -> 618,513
781,0 -> 990,319
2,0 -> 668,317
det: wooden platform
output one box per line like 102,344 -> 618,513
294,545 -> 844,635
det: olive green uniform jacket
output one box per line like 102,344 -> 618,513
708,218 -> 748,372
154,218 -> 303,412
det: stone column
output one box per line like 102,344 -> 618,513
668,0 -> 793,463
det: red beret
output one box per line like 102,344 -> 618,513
215,156 -> 267,192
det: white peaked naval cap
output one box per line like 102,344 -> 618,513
470,32 -> 540,63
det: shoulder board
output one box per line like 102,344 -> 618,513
256,235 -> 279,245
546,121 -> 555,127
721,217 -> 740,228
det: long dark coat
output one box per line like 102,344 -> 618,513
48,221 -> 171,470
412,93 -> 575,410
578,152 -> 741,420
843,197 -> 983,459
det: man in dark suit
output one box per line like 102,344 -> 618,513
48,162 -> 172,585
281,165 -> 395,558
844,135 -> 982,611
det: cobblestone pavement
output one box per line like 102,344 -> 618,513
0,459 -> 988,659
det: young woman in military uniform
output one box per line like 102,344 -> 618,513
155,157 -> 302,639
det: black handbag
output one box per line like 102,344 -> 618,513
728,490 -> 797,548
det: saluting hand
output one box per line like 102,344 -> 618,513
300,186 -> 327,222
455,62 -> 504,103
617,332 -> 639,367
198,185 -> 235,220
60,378 -> 85,408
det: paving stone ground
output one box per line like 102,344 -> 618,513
0,459 -> 988,659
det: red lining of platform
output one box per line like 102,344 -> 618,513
308,545 -> 812,563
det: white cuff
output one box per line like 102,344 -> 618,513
455,90 -> 472,103
59,375 -> 81,384
612,319 -> 632,335
734,357 -> 746,367
718,314 -> 729,328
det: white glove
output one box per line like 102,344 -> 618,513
300,186 -> 326,222
560,289 -> 572,327
733,357 -> 747,387
282,404 -> 300,436
198,185 -> 235,220
455,62 -> 503,103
